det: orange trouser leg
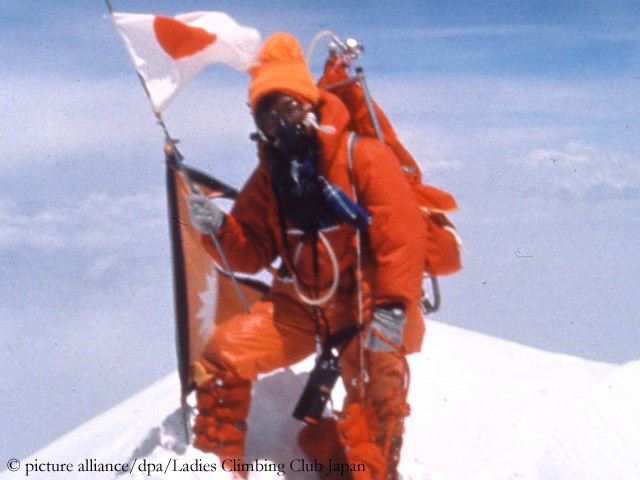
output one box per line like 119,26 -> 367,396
338,344 -> 411,480
193,294 -> 317,461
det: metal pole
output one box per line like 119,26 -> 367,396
355,67 -> 384,141
421,276 -> 441,314
354,64 -> 444,315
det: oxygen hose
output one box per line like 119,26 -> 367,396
305,30 -> 339,65
292,231 -> 340,306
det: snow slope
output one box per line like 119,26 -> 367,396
3,321 -> 639,480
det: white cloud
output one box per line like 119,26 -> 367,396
394,122 -> 463,172
0,76 -> 151,169
384,24 -> 554,40
517,141 -> 640,197
0,73 -> 253,171
85,254 -> 122,279
369,74 -> 639,198
373,75 -> 639,121
0,188 -> 166,252
380,22 -> 640,47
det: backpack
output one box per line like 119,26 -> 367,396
317,56 -> 462,277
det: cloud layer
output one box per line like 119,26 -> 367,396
519,141 -> 640,198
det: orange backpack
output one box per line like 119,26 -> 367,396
317,56 -> 462,277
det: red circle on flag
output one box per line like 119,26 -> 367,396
153,16 -> 218,60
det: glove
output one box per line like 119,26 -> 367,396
364,304 -> 406,352
187,193 -> 225,234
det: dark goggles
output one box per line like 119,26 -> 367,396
256,95 -> 310,137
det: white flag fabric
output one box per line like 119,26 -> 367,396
112,11 -> 261,112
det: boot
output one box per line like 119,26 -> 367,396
298,417 -> 351,479
336,395 -> 410,480
192,366 -> 252,463
336,402 -> 386,480
374,392 -> 410,480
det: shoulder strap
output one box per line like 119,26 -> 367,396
346,131 -> 360,200
345,131 -> 367,371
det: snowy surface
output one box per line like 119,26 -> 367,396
2,321 -> 639,480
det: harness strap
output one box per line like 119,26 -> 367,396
346,132 -> 370,399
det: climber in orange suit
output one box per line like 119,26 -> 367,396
187,32 -> 427,480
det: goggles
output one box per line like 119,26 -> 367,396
256,95 -> 311,137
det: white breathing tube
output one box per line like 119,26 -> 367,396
303,111 -> 336,135
292,231 -> 340,306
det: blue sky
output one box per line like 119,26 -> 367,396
1,0 -> 639,463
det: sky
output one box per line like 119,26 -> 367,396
1,0 -> 640,464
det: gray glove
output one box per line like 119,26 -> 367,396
364,305 -> 406,352
187,193 -> 225,234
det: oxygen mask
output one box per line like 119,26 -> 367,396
255,94 -> 334,153
256,96 -> 309,147
272,115 -> 313,157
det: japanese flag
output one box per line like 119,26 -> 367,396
112,11 -> 261,112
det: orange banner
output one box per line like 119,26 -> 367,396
166,155 -> 268,399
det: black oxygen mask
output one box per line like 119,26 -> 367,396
272,115 -> 313,157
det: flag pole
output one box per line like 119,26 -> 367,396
104,0 -> 251,314
104,0 -> 114,15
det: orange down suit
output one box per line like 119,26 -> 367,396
193,90 -> 427,476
